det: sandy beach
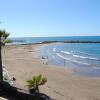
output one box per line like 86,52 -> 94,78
2,43 -> 100,100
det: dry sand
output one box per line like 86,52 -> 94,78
2,43 -> 100,100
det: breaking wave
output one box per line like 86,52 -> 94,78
60,50 -> 99,61
56,53 -> 90,66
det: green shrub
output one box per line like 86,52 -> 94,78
26,74 -> 47,93
4,39 -> 13,43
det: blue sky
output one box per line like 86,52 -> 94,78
0,0 -> 100,37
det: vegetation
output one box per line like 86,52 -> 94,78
4,39 -> 13,44
0,30 -> 11,82
26,74 -> 47,93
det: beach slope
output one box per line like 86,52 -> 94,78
2,44 -> 100,100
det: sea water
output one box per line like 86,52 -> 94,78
40,43 -> 100,77
10,36 -> 100,44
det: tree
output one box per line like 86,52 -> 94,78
0,30 -> 10,82
27,74 -> 47,93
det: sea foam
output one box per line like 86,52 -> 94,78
61,50 -> 99,61
53,48 -> 56,52
56,53 -> 90,66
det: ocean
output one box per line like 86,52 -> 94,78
10,36 -> 100,44
10,36 -> 100,77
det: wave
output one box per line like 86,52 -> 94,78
56,53 -> 90,66
61,51 -> 71,54
61,50 -> 99,61
75,51 -> 91,56
73,54 -> 99,60
53,48 -> 56,52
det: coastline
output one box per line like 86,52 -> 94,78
2,43 -> 100,100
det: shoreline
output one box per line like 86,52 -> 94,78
40,42 -> 100,77
3,43 -> 100,100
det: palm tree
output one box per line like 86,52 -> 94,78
0,30 -> 10,82
27,74 -> 47,93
